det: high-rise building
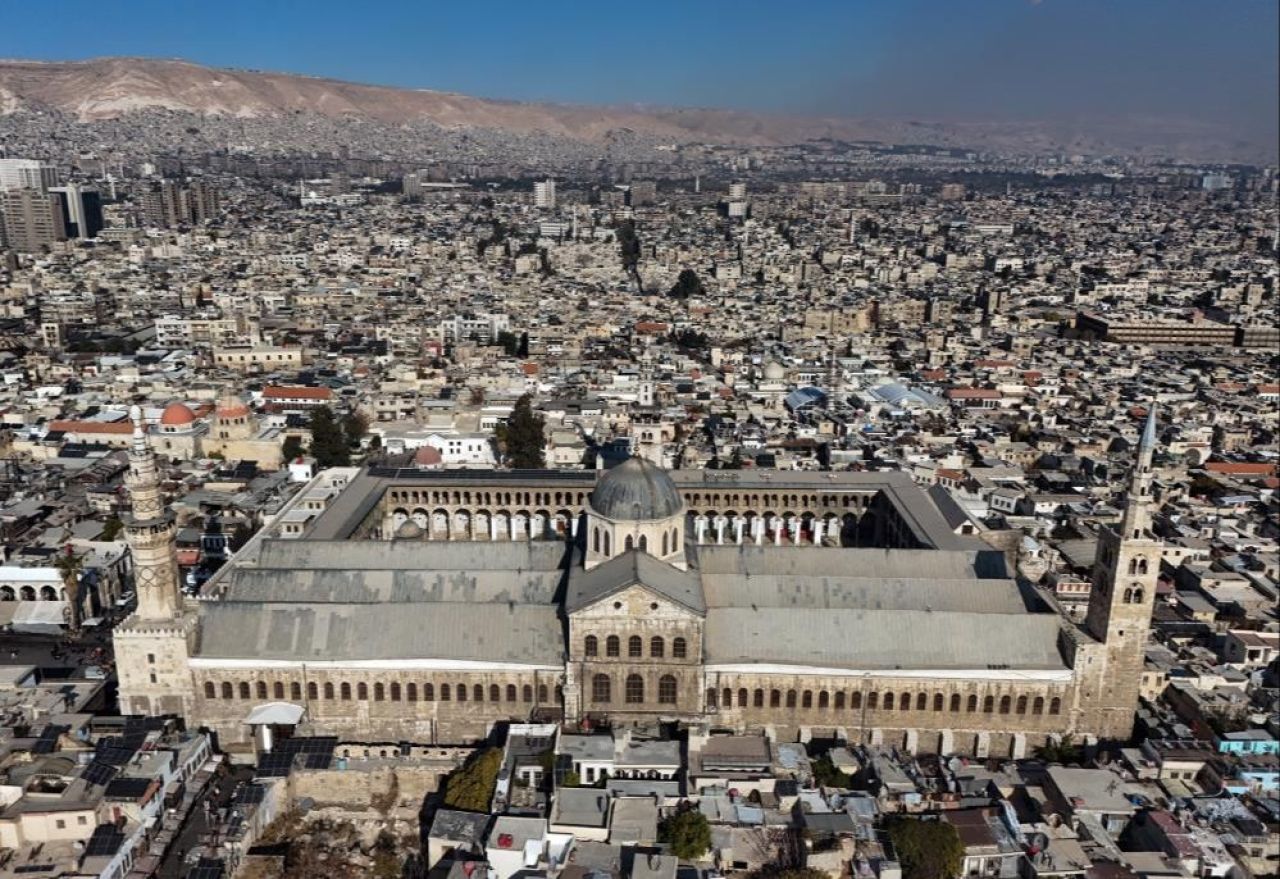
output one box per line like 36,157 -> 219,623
728,180 -> 748,200
49,183 -> 104,240
139,179 -> 221,228
628,180 -> 657,207
0,189 -> 66,251
402,172 -> 423,199
0,159 -> 58,193
533,179 -> 557,209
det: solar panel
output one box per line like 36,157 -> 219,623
184,859 -> 226,879
84,824 -> 125,857
234,784 -> 266,805
95,746 -> 137,766
81,761 -> 120,786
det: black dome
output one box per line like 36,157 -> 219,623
591,457 -> 683,520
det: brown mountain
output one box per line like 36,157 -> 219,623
0,57 -> 1269,162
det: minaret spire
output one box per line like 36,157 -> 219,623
1119,405 -> 1158,540
123,405 -> 181,620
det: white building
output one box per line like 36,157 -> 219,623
533,179 -> 557,209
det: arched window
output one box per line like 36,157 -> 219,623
389,683 -> 401,701
489,684 -> 501,702
755,689 -> 765,708
291,682 -> 302,701
603,533 -> 611,556
374,683 -> 385,701
673,637 -> 687,659
659,676 -> 677,704
606,636 -> 620,657
650,636 -> 664,658
221,682 -> 233,699
706,688 -> 717,709
440,684 -> 451,701
1123,588 -> 1134,603
538,684 -> 548,702
272,682 -> 285,700
357,683 -> 368,700
585,635 -> 598,657
916,692 -> 928,711
722,687 -> 732,707
982,695 -> 994,713
625,675 -> 644,704
819,691 -> 830,709
424,683 -> 435,701
1032,695 -> 1044,715
802,690 -> 813,709
950,694 -> 961,712
456,684 -> 467,702
592,674 -> 612,703
1131,587 -> 1144,603
967,694 -> 978,712
406,683 -> 417,702
340,682 -> 352,701
771,689 -> 782,708
522,684 -> 533,703
999,695 -> 1012,715
474,684 -> 484,702
834,691 -> 845,709
507,684 -> 517,702
324,682 -> 335,700
625,535 -> 634,551
593,528 -> 600,553
883,692 -> 895,711
638,535 -> 648,551
1016,695 -> 1028,715
786,690 -> 797,708
1137,559 -> 1148,575
934,693 -> 944,712
867,692 -> 878,710
738,688 -> 748,707
662,533 -> 669,555
1049,697 -> 1062,715
629,636 -> 643,658
204,682 -> 216,699
850,691 -> 862,710
256,682 -> 268,700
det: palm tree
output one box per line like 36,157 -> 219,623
53,545 -> 85,636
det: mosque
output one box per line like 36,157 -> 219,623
114,406 -> 1163,760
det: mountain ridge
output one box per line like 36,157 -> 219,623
0,56 -> 1272,163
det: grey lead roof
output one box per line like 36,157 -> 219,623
704,609 -> 1067,671
566,550 -> 705,614
197,602 -> 564,665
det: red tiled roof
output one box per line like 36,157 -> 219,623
946,388 -> 1002,400
48,420 -> 133,434
264,385 -> 332,401
1204,462 -> 1275,476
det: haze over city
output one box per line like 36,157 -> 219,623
0,3 -> 1275,879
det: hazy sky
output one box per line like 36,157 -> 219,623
3,0 -> 1276,143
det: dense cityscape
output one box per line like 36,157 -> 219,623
0,15 -> 1276,879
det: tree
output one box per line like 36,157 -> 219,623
342,410 -> 370,448
281,435 -> 305,462
810,753 -> 852,788
442,747 -> 502,812
496,330 -> 520,356
658,805 -> 711,860
669,268 -> 704,300
886,816 -> 964,879
495,394 -> 546,469
308,406 -> 350,468
100,517 -> 124,542
1034,734 -> 1084,764
54,544 -> 86,635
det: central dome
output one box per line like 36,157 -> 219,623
592,457 -> 683,521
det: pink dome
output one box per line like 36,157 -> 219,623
160,402 -> 197,426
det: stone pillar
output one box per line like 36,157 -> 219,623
798,727 -> 813,744
490,517 -> 499,541
734,520 -> 745,544
755,518 -> 764,545
813,520 -> 824,545
975,731 -> 990,759
696,517 -> 707,544
1012,733 -> 1027,760
716,518 -> 725,544
773,520 -> 783,545
789,519 -> 800,544
904,729 -> 919,755
510,517 -> 518,541
939,729 -> 954,756
570,516 -> 579,537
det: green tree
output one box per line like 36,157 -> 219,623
886,816 -> 964,879
99,517 -> 124,542
342,410 -> 370,448
442,747 -> 502,812
53,545 -> 86,635
810,753 -> 852,788
281,435 -> 305,462
496,330 -> 520,355
1034,734 -> 1084,764
658,805 -> 711,860
308,405 -> 350,468
669,268 -> 704,300
495,394 -> 546,469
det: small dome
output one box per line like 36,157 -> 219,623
591,457 -> 683,521
763,361 -> 785,380
395,520 -> 424,539
413,446 -> 443,467
160,402 -> 197,426
215,395 -> 250,420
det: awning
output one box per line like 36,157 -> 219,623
244,702 -> 305,726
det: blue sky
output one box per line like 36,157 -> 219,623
2,0 -> 1276,139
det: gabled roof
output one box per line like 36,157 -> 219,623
566,551 -> 704,616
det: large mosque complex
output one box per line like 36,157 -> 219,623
114,406 -> 1163,760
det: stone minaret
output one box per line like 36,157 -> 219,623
1081,406 -> 1161,740
124,405 -> 180,620
115,405 -> 197,718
